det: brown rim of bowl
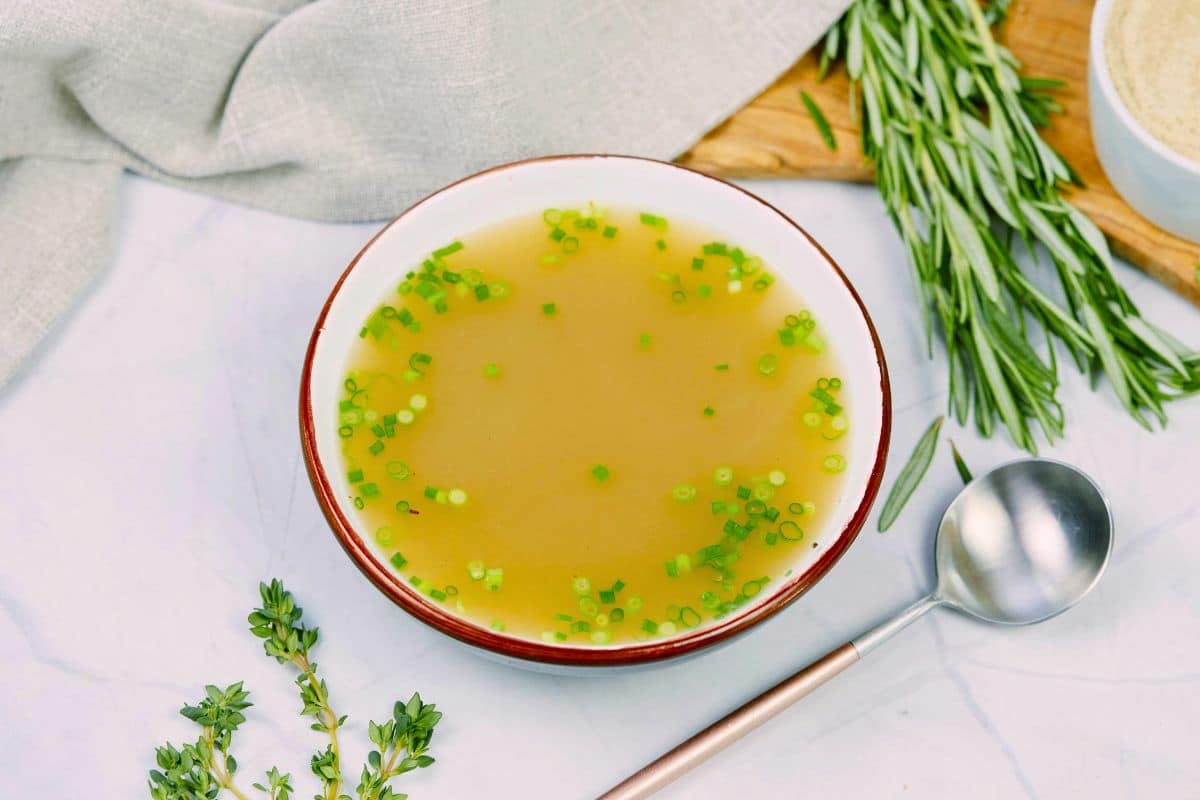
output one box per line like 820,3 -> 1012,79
299,154 -> 892,667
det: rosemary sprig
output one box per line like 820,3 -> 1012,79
824,0 -> 1200,451
148,580 -> 441,800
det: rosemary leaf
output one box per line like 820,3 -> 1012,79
878,415 -> 943,533
800,91 -> 838,151
949,439 -> 973,484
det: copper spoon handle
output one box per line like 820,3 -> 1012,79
598,595 -> 941,800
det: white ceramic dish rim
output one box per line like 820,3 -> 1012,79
299,155 -> 891,667
1090,0 -> 1200,176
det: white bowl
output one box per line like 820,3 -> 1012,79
300,155 -> 891,670
1089,0 -> 1200,243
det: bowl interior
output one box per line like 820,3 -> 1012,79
302,155 -> 889,666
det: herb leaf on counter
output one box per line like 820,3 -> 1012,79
878,415 -> 943,533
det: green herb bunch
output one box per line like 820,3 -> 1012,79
821,0 -> 1199,451
148,580 -> 441,800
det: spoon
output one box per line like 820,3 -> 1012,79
599,458 -> 1113,800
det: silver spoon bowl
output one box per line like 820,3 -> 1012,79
601,458 -> 1114,800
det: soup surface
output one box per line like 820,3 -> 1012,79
336,205 -> 850,645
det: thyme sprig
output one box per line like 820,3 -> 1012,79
824,0 -> 1200,451
148,580 -> 441,800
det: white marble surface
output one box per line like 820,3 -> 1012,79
2,175 -> 1199,799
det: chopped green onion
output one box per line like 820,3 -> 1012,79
543,209 -> 563,225
599,589 -> 616,604
757,354 -> 778,376
484,362 -> 501,378
788,501 -> 805,515
397,409 -> 415,425
714,466 -> 734,485
432,241 -> 464,259
395,500 -> 411,513
779,521 -> 803,541
674,553 -> 692,573
572,576 -> 591,595
467,560 -> 486,580
736,485 -> 751,500
602,225 -> 618,238
368,440 -> 384,456
665,560 -> 679,578
822,454 -> 847,474
429,589 -> 448,602
389,552 -> 407,569
672,483 -> 697,502
627,595 -> 643,612
671,289 -> 687,304
610,608 -> 625,622
484,567 -> 504,591
714,363 -> 729,371
375,527 -> 394,546
348,469 -> 364,483
768,470 -> 786,487
655,239 -> 667,252
639,212 -> 669,230
679,607 -> 702,628
448,488 -> 468,506
409,394 -> 428,411
591,464 -> 610,482
803,411 -> 822,428
491,620 -> 506,632
549,227 -> 566,242
542,302 -> 557,316
353,497 -> 364,509
408,352 -> 432,375
691,257 -> 705,271
638,333 -> 652,349
562,236 -> 580,254
659,621 -> 677,636
702,406 -> 715,417
360,483 -> 380,498
696,284 -> 713,298
641,619 -> 658,634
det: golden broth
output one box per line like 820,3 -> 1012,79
337,206 -> 849,645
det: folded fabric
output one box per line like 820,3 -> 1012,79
0,0 -> 851,384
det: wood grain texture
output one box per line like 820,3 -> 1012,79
679,0 -> 1200,307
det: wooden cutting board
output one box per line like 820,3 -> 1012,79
679,0 -> 1200,307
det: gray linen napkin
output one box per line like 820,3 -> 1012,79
0,0 -> 851,383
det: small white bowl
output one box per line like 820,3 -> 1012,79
1089,0 -> 1200,243
300,155 -> 891,670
